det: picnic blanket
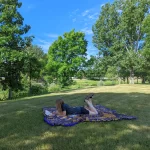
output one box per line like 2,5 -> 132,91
43,105 -> 136,127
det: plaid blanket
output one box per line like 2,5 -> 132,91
43,105 -> 136,127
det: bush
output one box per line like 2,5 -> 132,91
12,90 -> 28,99
48,83 -> 61,93
0,90 -> 8,101
88,82 -> 97,86
30,83 -> 48,95
97,80 -> 117,86
103,80 -> 117,86
97,80 -> 104,86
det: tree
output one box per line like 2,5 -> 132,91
92,3 -> 121,57
141,14 -> 150,83
85,55 -> 108,80
92,0 -> 150,84
117,0 -> 150,84
85,56 -> 96,79
23,45 -> 45,94
76,70 -> 85,79
0,0 -> 32,99
46,29 -> 87,86
92,2 -> 123,80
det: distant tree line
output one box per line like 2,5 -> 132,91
88,0 -> 150,84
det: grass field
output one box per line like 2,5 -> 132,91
0,84 -> 150,150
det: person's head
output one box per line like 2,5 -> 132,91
56,99 -> 64,113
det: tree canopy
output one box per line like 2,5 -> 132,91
92,0 -> 150,84
46,29 -> 87,86
0,0 -> 33,98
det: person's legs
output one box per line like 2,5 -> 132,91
85,100 -> 98,115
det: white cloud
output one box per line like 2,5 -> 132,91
72,9 -> 79,14
47,34 -> 59,38
88,13 -> 99,20
84,22 -> 88,26
82,10 -> 90,17
100,4 -> 105,7
72,18 -> 76,22
27,4 -> 35,10
81,27 -> 93,35
69,9 -> 79,17
38,39 -> 52,53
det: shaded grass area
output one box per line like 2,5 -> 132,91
0,85 -> 150,150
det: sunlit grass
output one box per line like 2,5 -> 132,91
0,84 -> 150,150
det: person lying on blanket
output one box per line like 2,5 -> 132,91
52,93 -> 98,116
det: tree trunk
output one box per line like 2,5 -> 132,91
123,77 -> 125,84
127,77 -> 129,84
118,77 -> 121,84
8,88 -> 12,99
8,62 -> 13,99
142,77 -> 145,84
29,76 -> 31,95
29,61 -> 32,95
129,69 -> 134,84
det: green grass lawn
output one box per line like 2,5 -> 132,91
0,85 -> 150,150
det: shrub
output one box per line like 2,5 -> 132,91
30,83 -> 48,95
0,90 -> 8,101
97,80 -> 104,86
103,80 -> 117,86
48,83 -> 61,93
88,82 -> 97,86
12,90 -> 28,99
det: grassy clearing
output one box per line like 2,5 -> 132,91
61,79 -> 98,91
0,85 -> 150,150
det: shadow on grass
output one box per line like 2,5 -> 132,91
0,92 -> 150,150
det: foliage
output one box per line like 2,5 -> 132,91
85,55 -> 110,80
97,80 -> 104,86
12,90 -> 29,99
92,2 -> 121,57
0,0 -> 33,98
76,70 -> 85,79
43,75 -> 54,85
92,0 -> 150,84
46,29 -> 87,86
0,90 -> 8,101
30,83 -> 48,95
103,80 -> 117,86
47,83 -> 61,93
142,14 -> 150,82
105,66 -> 117,79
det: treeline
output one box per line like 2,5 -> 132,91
89,0 -> 150,84
0,0 -> 150,99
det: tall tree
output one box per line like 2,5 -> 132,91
141,14 -> 150,83
92,0 -> 150,84
92,3 -> 121,57
85,55 -> 107,80
23,45 -> 45,94
46,29 -> 87,86
92,2 -> 122,79
0,0 -> 32,99
117,0 -> 150,84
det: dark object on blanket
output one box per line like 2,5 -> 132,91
43,105 -> 137,127
85,93 -> 94,101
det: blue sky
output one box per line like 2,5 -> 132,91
20,0 -> 113,56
